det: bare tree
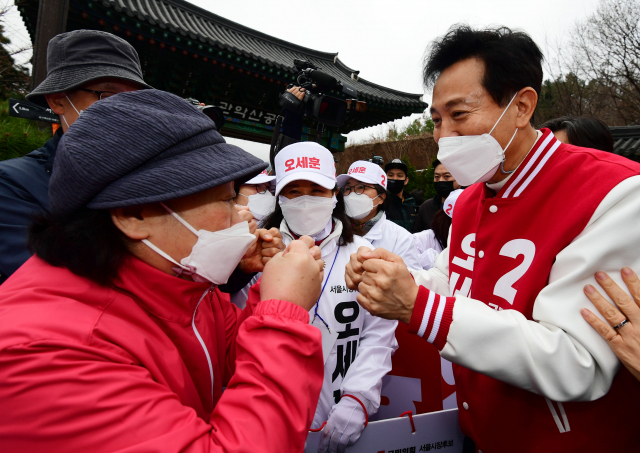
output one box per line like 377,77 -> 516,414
569,0 -> 640,125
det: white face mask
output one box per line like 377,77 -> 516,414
142,203 -> 256,284
279,194 -> 337,237
62,94 -> 85,128
238,191 -> 276,221
436,93 -> 519,186
344,192 -> 380,220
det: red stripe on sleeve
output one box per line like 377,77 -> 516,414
432,297 -> 455,351
407,285 -> 430,335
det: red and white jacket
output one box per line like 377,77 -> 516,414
407,129 -> 640,452
0,256 -> 324,452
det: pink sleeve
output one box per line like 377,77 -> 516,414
0,300 -> 323,453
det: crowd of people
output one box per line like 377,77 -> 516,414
0,24 -> 639,453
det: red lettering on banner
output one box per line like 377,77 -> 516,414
296,156 -> 308,169
309,157 -> 321,169
284,159 -> 295,172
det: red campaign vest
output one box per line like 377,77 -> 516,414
448,129 -> 640,452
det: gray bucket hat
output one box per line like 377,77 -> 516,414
49,89 -> 267,215
27,29 -> 151,107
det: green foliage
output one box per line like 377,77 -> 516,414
386,114 -> 434,142
0,97 -> 53,161
402,156 -> 437,202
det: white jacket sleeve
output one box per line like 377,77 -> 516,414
340,313 -> 398,415
394,231 -> 422,271
410,242 -> 451,296
410,176 -> 640,402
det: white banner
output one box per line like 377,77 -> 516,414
305,408 -> 464,453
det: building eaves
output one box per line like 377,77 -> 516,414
610,126 -> 640,162
101,0 -> 426,108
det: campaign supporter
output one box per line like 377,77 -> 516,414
264,143 -> 398,453
412,159 -> 461,233
337,160 -> 421,270
345,25 -> 640,452
413,189 -> 462,270
229,171 -> 277,308
383,159 -> 418,231
540,116 -> 614,152
0,89 -> 327,452
234,169 -> 276,222
0,30 -> 151,284
582,267 -> 640,383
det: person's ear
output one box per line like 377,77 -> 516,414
377,192 -> 386,205
516,87 -> 538,128
110,205 -> 154,240
404,177 -> 409,186
45,93 -> 67,115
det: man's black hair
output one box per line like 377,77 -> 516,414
28,208 -> 130,286
263,185 -> 355,244
424,25 -> 544,108
539,116 -> 614,152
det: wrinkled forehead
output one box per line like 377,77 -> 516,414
431,58 -> 489,112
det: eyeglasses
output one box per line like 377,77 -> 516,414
253,184 -> 269,194
77,88 -> 119,101
343,183 -> 376,195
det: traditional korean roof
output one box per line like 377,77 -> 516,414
22,0 -> 426,110
609,126 -> 640,162
18,0 -> 427,147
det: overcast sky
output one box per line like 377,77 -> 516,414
4,0 -> 601,161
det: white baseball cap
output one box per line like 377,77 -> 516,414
274,142 -> 336,197
443,189 -> 463,218
244,169 -> 276,185
337,160 -> 388,189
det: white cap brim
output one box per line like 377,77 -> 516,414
245,173 -> 276,185
337,173 -> 379,188
275,172 -> 336,197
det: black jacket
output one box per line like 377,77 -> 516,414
0,129 -> 62,283
385,193 -> 417,231
412,197 -> 443,233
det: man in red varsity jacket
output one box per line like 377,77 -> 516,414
345,25 -> 640,453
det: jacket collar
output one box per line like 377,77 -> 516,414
280,217 -> 344,258
497,128 -> 561,199
25,128 -> 63,174
113,256 -> 213,325
364,212 -> 386,242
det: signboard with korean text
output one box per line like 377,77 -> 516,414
305,409 -> 464,453
217,101 -> 277,126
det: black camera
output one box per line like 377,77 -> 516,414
368,156 -> 384,166
185,98 -> 226,131
278,59 -> 364,127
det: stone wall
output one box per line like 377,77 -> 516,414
336,135 -> 438,174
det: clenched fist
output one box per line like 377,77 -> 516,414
345,246 -> 419,324
261,236 -> 324,311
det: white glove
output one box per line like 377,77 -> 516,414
318,396 -> 368,453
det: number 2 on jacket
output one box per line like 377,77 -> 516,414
493,239 -> 536,305
450,234 -> 536,306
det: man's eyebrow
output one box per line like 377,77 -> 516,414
431,97 -> 474,114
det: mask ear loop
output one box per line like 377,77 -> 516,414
488,92 -> 520,175
141,239 -> 189,271
160,202 -> 200,237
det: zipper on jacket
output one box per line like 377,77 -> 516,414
192,287 -> 215,404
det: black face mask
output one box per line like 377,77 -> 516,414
387,179 -> 405,195
434,181 -> 455,200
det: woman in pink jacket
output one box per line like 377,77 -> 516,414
0,90 -> 326,452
